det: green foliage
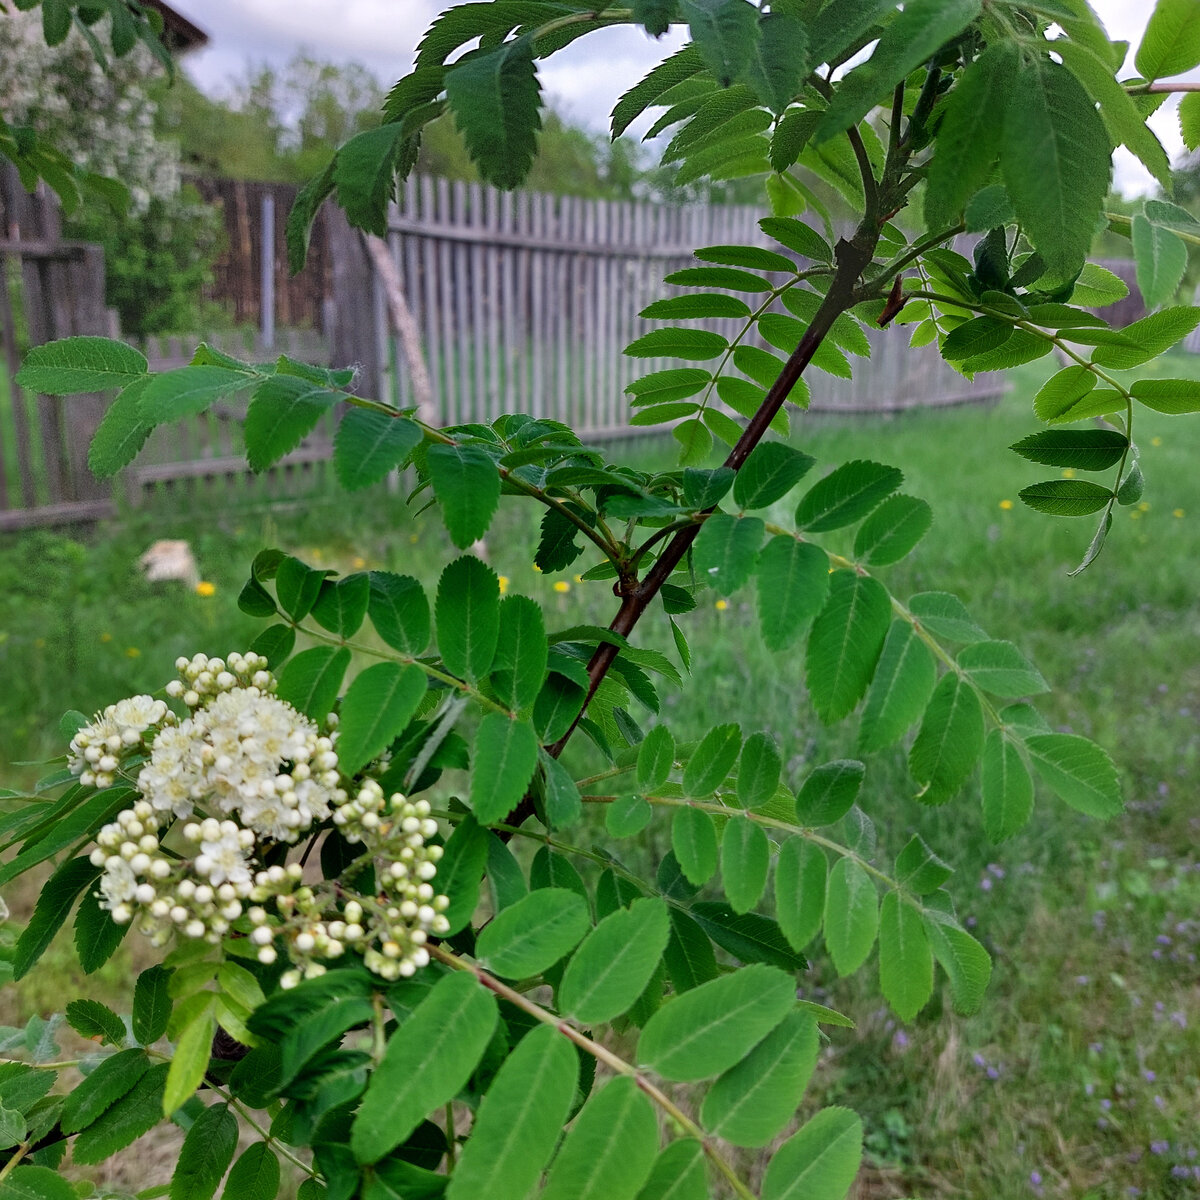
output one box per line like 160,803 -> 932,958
14,0 -> 1200,1195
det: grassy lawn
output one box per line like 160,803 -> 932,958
1,355 -> 1197,1197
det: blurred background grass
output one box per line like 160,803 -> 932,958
1,355 -> 1197,1198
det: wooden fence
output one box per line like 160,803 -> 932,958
361,177 -> 1005,432
3,165 -> 1013,530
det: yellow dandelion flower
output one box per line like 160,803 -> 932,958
1130,510 -> 1141,520
409,534 -> 419,544
553,580 -> 571,594
1137,501 -> 1150,512
1174,508 -> 1185,519
352,556 -> 366,569
999,499 -> 1014,511
126,647 -> 141,658
1061,468 -> 1076,479
1151,436 -> 1163,447
532,563 -> 543,573
195,580 -> 216,597
99,632 -> 113,643
34,637 -> 45,649
498,575 -> 509,594
715,599 -> 729,612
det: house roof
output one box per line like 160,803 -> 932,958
142,0 -> 209,55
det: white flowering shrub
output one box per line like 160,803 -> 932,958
6,1 -> 1200,1198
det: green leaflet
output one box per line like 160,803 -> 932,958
1132,214 -> 1187,311
539,749 -> 583,829
682,723 -> 743,795
476,887 -> 590,978
690,902 -> 805,971
700,1010 -> 819,1147
637,964 -> 795,1081
559,898 -> 671,1024
12,856 -> 99,980
816,0 -> 982,141
742,12 -> 809,113
774,838 -> 826,952
665,264 -> 774,292
634,1139 -> 707,1200
333,124 -> 414,236
627,367 -> 713,406
638,725 -> 676,791
907,592 -> 987,643
137,366 -> 253,424
311,573 -> 370,639
924,42 -> 1015,229
15,335 -> 148,394
664,908 -> 720,992
1024,732 -> 1122,819
368,571 -> 431,656
853,495 -> 933,566
1019,479 -> 1113,517
759,216 -> 832,263
437,818 -> 489,936
1089,306 -> 1200,369
733,442 -> 816,509
351,971 -> 498,1163
625,327 -> 729,360
1136,0 -> 1200,80
334,410 -> 423,491
755,536 -> 829,652
1131,377 -> 1200,414
957,641 -> 1049,699
878,892 -> 934,1021
469,713 -> 540,825
244,375 -> 339,472
436,555 -> 501,681
980,729 -> 1035,842
805,571 -> 891,723
87,377 -> 156,478
162,1010 -> 215,1117
336,662 -> 427,776
894,833 -> 953,895
75,886 -> 129,974
794,759 -> 864,826
73,1061 -> 169,1163
444,35 -> 543,189
909,673 -> 985,805
170,1103 -> 238,1200
607,793 -> 653,838
672,806 -> 719,886
540,1076 -> 659,1200
633,0 -> 679,37
795,460 -> 903,532
0,1167 -> 78,1200
1033,365 -> 1098,422
1010,429 -> 1128,472
682,0 -> 758,87
923,913 -> 992,1015
824,857 -> 878,976
428,443 -> 502,548
693,513 -> 763,596
60,1048 -> 150,1134
221,1144 -> 281,1200
641,293 -> 751,321
1182,90 -> 1200,151
1001,56 -> 1113,286
737,730 -> 782,810
611,44 -> 706,138
65,1000 -> 124,1047
132,965 -> 174,1046
445,1024 -> 578,1200
761,1106 -> 863,1200
721,816 -> 770,913
275,645 -> 351,721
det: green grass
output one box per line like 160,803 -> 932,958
2,358 -> 1199,1197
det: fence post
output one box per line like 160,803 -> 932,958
327,206 -> 380,401
261,191 -> 275,352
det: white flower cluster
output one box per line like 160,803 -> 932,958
68,695 -> 172,788
146,652 -> 342,839
74,651 -> 450,984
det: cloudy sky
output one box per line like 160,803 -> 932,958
176,0 -> 1193,195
